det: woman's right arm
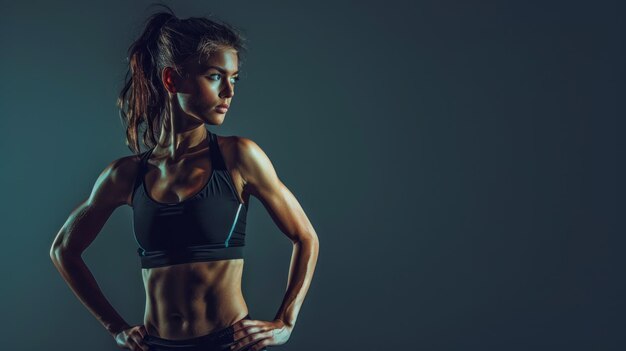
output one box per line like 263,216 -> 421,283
49,155 -> 138,338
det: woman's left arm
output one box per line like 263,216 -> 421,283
237,136 -> 320,332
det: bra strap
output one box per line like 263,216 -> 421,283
131,148 -> 153,202
208,130 -> 226,170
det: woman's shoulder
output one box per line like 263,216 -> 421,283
214,134 -> 268,163
93,151 -> 146,207
217,134 -> 278,186
213,134 -> 277,187
113,151 -> 145,180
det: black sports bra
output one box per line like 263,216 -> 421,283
131,130 -> 248,269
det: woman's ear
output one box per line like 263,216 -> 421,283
161,66 -> 182,94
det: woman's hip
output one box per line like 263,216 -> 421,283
143,314 -> 250,351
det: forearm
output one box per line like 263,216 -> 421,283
274,236 -> 319,330
50,251 -> 130,336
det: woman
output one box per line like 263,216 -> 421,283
49,5 -> 319,351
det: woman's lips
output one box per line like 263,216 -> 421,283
215,106 -> 228,113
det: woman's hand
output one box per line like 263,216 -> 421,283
113,325 -> 150,351
230,318 -> 292,351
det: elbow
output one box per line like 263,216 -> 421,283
49,242 -> 61,262
49,242 -> 78,263
309,233 -> 319,248
295,232 -> 319,248
307,230 -> 319,246
50,247 -> 63,271
49,248 -> 82,272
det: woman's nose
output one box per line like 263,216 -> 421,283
221,83 -> 234,98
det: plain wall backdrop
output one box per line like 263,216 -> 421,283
1,0 -> 624,350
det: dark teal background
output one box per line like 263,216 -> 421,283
1,0 -> 624,350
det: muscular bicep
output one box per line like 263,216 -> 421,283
238,138 -> 317,243
51,156 -> 137,256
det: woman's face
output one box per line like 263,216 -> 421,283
171,48 -> 240,125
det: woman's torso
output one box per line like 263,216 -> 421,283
127,131 -> 251,340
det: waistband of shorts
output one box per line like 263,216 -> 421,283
144,314 -> 251,347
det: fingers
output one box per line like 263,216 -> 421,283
130,326 -> 150,351
129,336 -> 150,351
136,325 -> 148,339
233,337 -> 271,351
231,317 -> 251,333
230,330 -> 274,351
250,341 -> 270,351
233,325 -> 268,340
232,319 -> 273,339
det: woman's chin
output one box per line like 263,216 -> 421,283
204,113 -> 225,125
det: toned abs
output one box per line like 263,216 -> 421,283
142,259 -> 248,340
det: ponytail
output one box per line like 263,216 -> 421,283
117,6 -> 176,154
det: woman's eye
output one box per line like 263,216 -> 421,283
208,74 -> 240,84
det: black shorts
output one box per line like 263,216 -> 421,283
143,314 -> 268,351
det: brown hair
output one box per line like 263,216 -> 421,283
117,3 -> 248,154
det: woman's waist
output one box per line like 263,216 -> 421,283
143,314 -> 255,351
144,296 -> 249,340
